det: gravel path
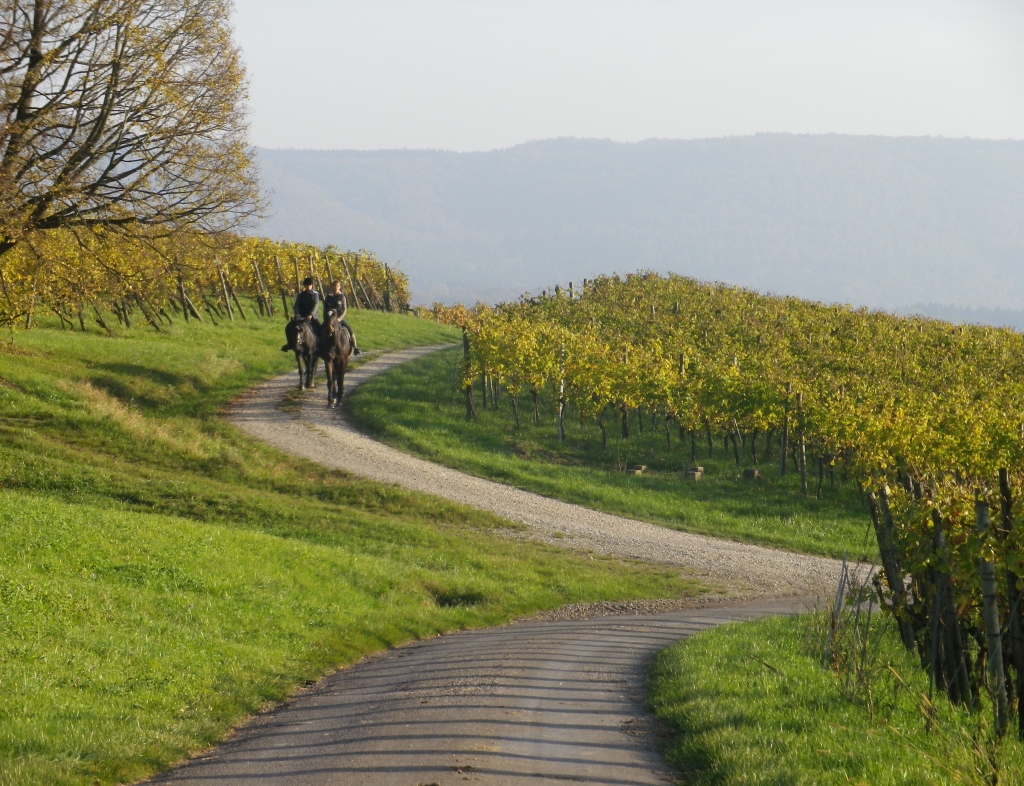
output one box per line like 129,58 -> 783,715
229,345 -> 847,598
144,346 -> 855,785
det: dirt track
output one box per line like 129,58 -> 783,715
228,345 -> 845,599
147,346 -> 847,786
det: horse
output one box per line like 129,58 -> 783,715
318,309 -> 352,408
285,317 -> 319,390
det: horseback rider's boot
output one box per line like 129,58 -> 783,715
281,343 -> 291,352
349,329 -> 362,355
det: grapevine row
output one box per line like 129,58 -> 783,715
0,229 -> 411,332
447,273 -> 1024,734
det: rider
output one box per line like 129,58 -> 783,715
280,277 -> 320,351
323,280 -> 362,355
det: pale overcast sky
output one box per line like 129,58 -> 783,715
232,1 -> 1024,151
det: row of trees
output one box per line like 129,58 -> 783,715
0,229 -> 411,331
444,273 -> 1024,737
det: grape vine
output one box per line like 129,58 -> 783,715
0,229 -> 411,331
444,272 -> 1024,733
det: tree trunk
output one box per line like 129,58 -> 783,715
620,402 -> 629,439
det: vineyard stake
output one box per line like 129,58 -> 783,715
779,383 -> 790,477
999,468 -> 1024,739
976,496 -> 1009,736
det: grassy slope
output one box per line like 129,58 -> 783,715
649,614 -> 1024,786
0,312 -> 703,786
348,347 -> 874,560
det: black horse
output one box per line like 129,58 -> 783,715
318,310 -> 352,408
285,318 -> 319,389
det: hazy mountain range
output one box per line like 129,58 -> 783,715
254,134 -> 1024,316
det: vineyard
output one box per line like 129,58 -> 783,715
0,230 -> 411,332
449,273 -> 1024,736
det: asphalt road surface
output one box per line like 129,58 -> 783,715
151,599 -> 808,786
147,346 -> 835,785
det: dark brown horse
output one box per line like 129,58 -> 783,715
286,318 -> 319,389
318,310 -> 352,407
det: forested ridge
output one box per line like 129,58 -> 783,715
257,135 -> 1024,307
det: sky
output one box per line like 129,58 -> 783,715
232,0 -> 1024,151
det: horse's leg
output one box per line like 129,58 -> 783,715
325,358 -> 334,406
294,351 -> 304,390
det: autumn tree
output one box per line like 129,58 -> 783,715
0,0 -> 260,258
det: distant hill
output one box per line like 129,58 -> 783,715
901,304 -> 1024,332
254,135 -> 1024,307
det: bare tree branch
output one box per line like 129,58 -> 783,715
0,0 -> 261,255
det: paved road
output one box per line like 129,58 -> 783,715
145,346 -> 839,785
151,598 -> 809,786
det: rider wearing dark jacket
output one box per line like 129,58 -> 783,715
281,278 -> 321,351
323,283 -> 362,355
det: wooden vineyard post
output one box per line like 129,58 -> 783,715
353,260 -> 378,310
339,254 -> 361,308
251,258 -> 273,316
216,262 -> 234,321
462,328 -> 476,420
292,256 -> 301,293
131,291 -> 161,332
177,277 -> 203,322
796,391 -> 807,495
222,264 -> 247,319
780,383 -> 790,477
931,507 -> 974,708
870,488 -> 916,651
999,468 -> 1024,739
977,496 -> 1009,736
274,256 -> 291,318
384,263 -> 392,312
557,344 -> 566,442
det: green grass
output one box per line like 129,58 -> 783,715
348,347 -> 874,560
648,613 -> 1024,785
0,311 -> 704,785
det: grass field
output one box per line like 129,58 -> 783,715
348,346 -> 875,560
0,311 -> 704,785
648,613 -> 1024,785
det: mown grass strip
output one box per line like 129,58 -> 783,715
0,313 -> 704,785
648,614 -> 1024,785
348,347 -> 874,560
